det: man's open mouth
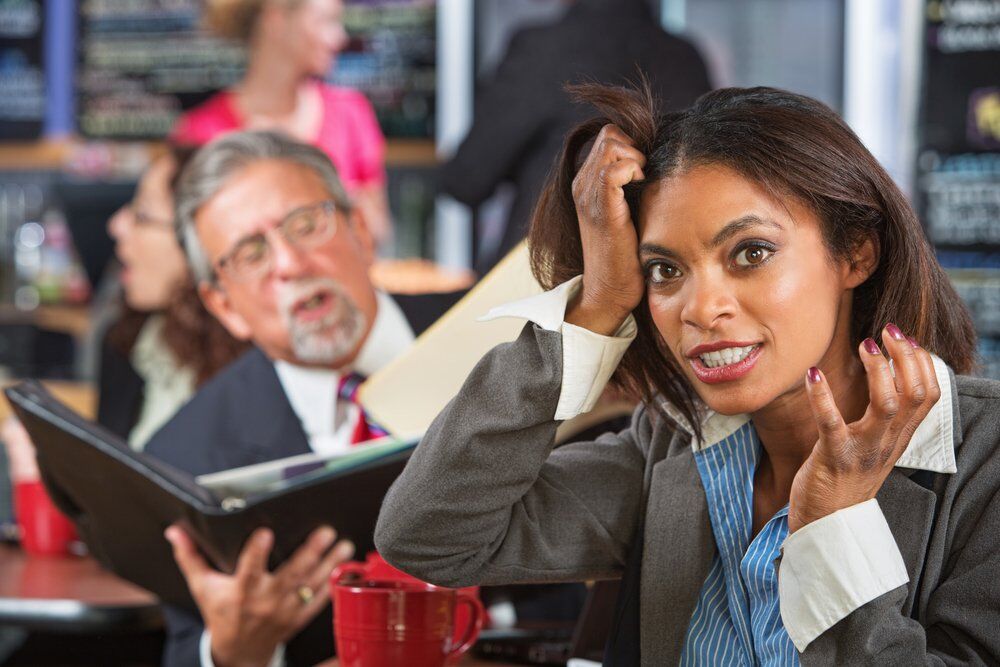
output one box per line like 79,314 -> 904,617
291,290 -> 335,322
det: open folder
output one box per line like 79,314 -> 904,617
6,379 -> 415,611
6,243 -> 634,610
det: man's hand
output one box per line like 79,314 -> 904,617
165,524 -> 355,667
789,324 -> 941,533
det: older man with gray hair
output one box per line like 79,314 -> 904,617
144,130 -> 461,667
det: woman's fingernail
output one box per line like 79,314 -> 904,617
807,367 -> 821,384
905,335 -> 920,349
886,323 -> 905,340
863,338 -> 880,355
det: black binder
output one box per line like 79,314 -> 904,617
4,380 -> 415,613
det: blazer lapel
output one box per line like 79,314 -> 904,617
876,469 -> 938,616
236,349 -> 312,463
640,441 -> 715,664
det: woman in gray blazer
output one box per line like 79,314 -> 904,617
375,85 -> 1000,665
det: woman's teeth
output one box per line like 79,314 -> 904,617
699,345 -> 757,368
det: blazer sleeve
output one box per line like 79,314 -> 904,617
800,473 -> 1000,664
160,603 -> 205,667
375,323 -> 649,588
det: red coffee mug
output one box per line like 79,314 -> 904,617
14,480 -> 77,556
335,552 -> 484,660
331,574 -> 484,667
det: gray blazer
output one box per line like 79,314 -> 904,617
375,324 -> 1000,665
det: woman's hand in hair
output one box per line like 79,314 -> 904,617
788,325 -> 941,533
565,124 -> 647,337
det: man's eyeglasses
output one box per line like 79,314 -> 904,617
214,200 -> 344,282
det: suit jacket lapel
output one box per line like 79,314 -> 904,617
641,439 -> 715,664
237,349 -> 312,462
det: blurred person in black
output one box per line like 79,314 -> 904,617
441,0 -> 711,275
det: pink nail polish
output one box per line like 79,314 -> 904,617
905,335 -> 920,349
863,338 -> 880,355
807,367 -> 821,384
886,323 -> 905,341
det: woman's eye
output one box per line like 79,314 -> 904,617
648,263 -> 682,283
734,244 -> 773,268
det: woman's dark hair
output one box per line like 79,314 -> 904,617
528,82 -> 977,438
107,145 -> 250,385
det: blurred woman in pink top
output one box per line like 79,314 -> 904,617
172,0 -> 392,245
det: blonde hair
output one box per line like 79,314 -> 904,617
202,0 -> 302,42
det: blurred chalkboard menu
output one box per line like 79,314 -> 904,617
0,0 -> 45,140
333,0 -> 436,138
76,0 -> 244,140
77,0 -> 436,140
916,0 -> 1000,378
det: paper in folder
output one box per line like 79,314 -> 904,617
5,380 -> 415,611
359,242 -> 635,443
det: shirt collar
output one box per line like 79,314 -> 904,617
665,353 -> 957,474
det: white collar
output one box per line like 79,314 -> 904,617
352,291 -> 416,378
664,353 -> 957,475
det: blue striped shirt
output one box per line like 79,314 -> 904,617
680,422 -> 799,666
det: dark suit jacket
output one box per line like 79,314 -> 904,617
143,290 -> 464,667
441,0 -> 711,274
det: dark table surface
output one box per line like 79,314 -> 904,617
0,544 -> 162,632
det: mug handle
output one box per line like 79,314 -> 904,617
446,590 -> 485,661
330,560 -> 367,584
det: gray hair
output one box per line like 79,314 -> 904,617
174,130 -> 351,284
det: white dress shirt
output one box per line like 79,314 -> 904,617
200,290 -> 414,667
482,274 -> 957,653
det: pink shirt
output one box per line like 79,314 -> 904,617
171,83 -> 386,192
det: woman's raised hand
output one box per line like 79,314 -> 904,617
788,324 -> 942,533
565,124 -> 647,336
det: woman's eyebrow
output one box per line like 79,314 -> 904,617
709,214 -> 783,248
639,215 -> 783,259
638,242 -> 678,260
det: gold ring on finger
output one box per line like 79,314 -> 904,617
296,585 -> 315,605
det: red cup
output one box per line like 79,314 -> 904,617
14,480 -> 78,556
335,552 -> 484,662
331,574 -> 484,667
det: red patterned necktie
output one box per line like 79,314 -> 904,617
337,372 -> 389,445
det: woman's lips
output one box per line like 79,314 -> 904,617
688,345 -> 763,384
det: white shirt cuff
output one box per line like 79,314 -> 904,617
778,498 -> 909,652
480,275 -> 636,420
200,630 -> 286,667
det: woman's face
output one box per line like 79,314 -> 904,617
638,164 -> 865,417
107,156 -> 189,312
284,0 -> 349,78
